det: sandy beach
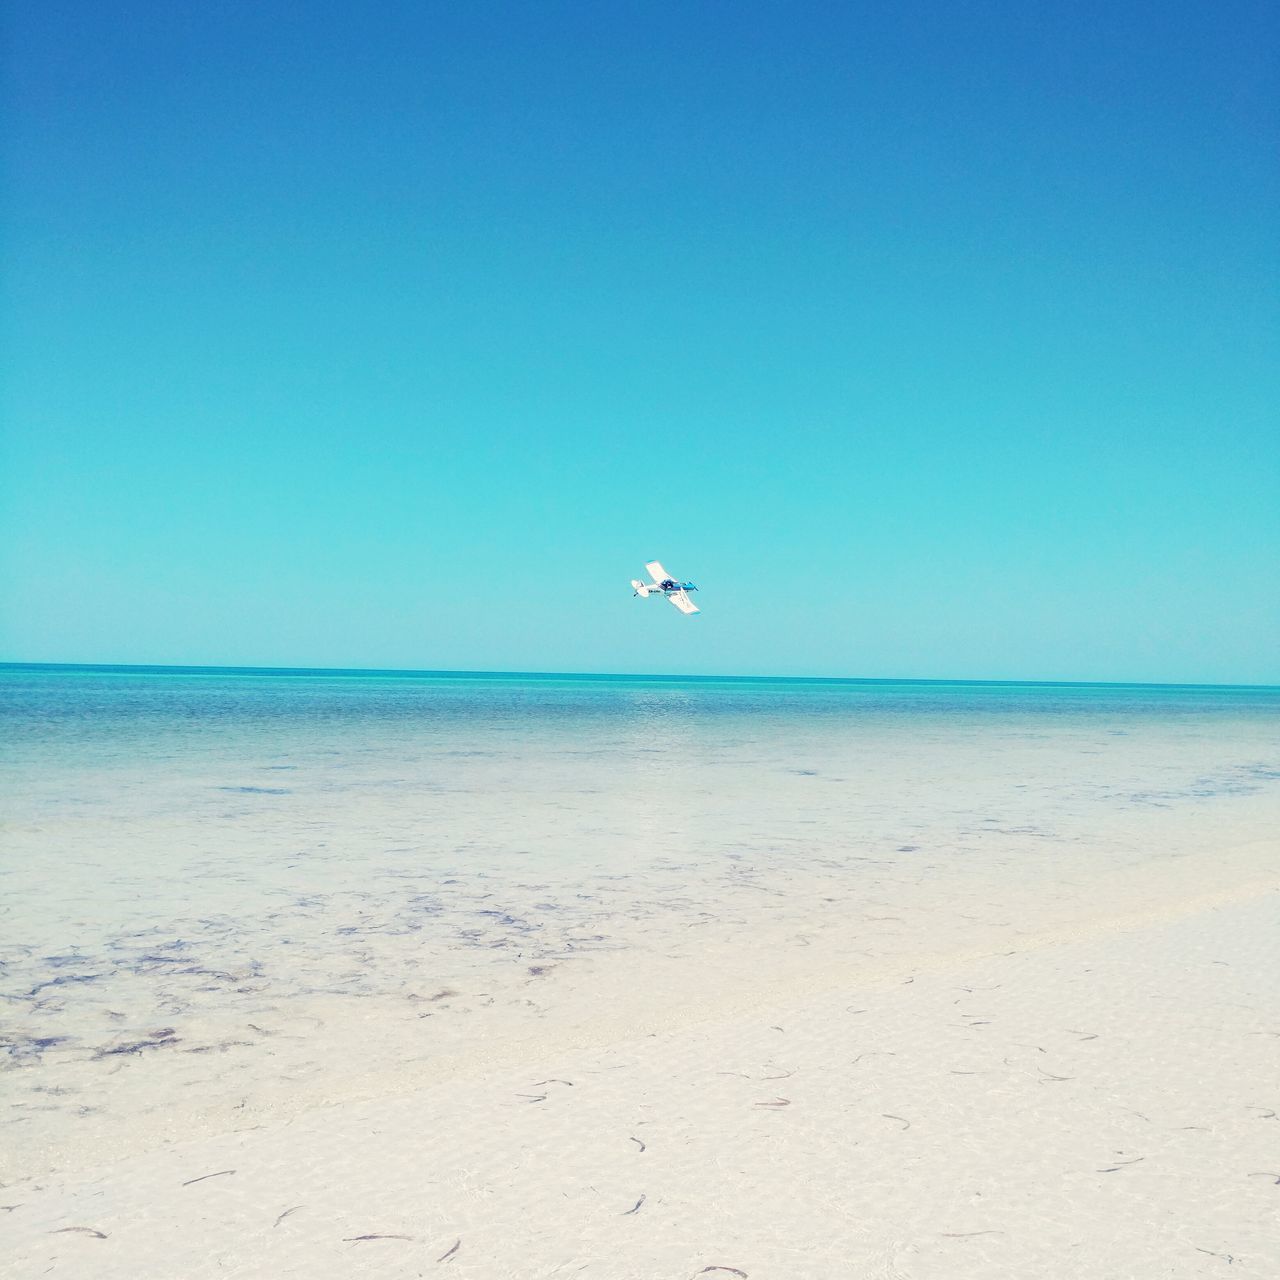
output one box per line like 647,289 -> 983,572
3,671 -> 1278,1278
6,840 -> 1279,1277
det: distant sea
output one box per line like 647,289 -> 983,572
3,663 -> 1278,1175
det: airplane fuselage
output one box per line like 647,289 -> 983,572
630,561 -> 700,614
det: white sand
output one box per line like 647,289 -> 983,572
5,827 -> 1278,1279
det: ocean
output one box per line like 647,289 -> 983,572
3,663 -> 1278,1178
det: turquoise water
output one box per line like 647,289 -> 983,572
6,663 -> 1277,772
2,663 -> 1278,1175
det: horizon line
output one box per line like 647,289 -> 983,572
2,660 -> 1277,693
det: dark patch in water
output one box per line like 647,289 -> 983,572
93,1029 -> 179,1058
183,1039 -> 254,1054
27,973 -> 102,998
2,1035 -> 71,1063
218,786 -> 290,795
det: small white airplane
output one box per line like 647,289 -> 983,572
630,560 -> 700,615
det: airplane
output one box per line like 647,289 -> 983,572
630,560 -> 700,615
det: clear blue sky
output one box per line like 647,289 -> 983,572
2,1 -> 1276,682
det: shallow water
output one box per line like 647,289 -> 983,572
2,665 -> 1277,1177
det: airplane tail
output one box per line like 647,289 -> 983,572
631,579 -> 651,597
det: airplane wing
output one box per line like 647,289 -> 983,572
667,589 -> 699,615
644,560 -> 668,583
